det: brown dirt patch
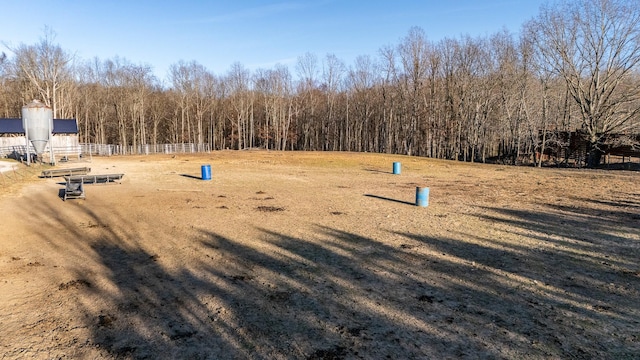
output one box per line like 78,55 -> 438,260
0,151 -> 638,359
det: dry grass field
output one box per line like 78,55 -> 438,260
0,151 -> 638,359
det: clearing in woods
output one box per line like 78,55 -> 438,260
0,151 -> 638,359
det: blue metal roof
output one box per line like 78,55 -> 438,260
0,118 -> 78,134
0,118 -> 24,133
52,119 -> 78,134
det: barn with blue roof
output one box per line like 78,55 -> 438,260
0,118 -> 79,158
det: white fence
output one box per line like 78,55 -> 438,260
0,135 -> 81,159
0,144 -> 81,159
1,143 -> 210,159
80,143 -> 211,156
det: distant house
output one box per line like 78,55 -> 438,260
0,118 -> 79,157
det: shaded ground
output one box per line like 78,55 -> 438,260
0,151 -> 638,359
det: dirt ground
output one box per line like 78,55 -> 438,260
0,151 -> 638,359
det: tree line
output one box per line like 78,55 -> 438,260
1,0 -> 639,167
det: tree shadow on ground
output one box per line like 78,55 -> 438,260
15,190 -> 640,359
417,198 -> 640,358
80,225 -> 485,359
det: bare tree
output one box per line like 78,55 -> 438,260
527,0 -> 640,167
127,63 -> 155,150
169,61 -> 194,144
226,62 -> 252,149
169,60 -> 215,147
6,28 -> 73,118
99,57 -> 154,151
346,55 -> 379,152
378,45 -> 400,154
322,54 -> 345,151
254,64 -> 293,150
0,51 -> 22,117
398,27 -> 431,156
296,52 -> 320,150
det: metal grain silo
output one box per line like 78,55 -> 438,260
21,99 -> 53,155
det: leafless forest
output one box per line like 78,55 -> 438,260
1,0 -> 639,167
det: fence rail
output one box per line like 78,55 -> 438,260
80,143 -> 210,156
1,143 -> 210,159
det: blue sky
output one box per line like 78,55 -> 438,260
1,1 -> 547,81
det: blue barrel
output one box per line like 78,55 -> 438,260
416,187 -> 429,207
201,164 -> 212,180
393,162 -> 401,175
